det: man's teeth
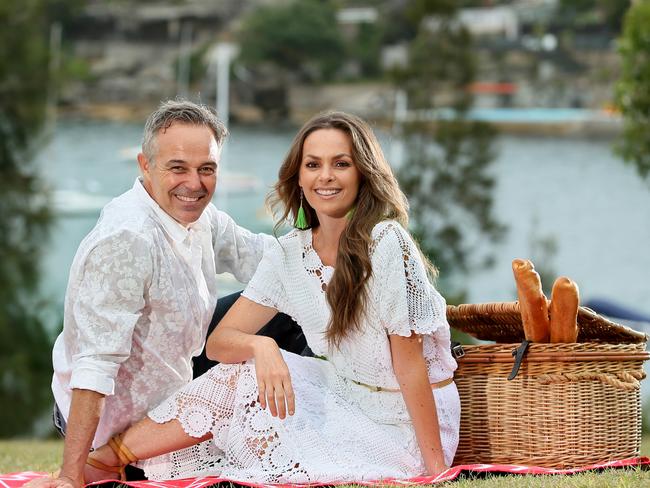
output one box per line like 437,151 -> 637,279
176,195 -> 201,202
315,189 -> 340,196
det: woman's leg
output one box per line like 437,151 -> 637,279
85,418 -> 211,482
88,357 -> 259,481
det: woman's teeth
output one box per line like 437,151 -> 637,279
315,189 -> 340,196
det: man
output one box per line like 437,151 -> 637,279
32,100 -> 302,488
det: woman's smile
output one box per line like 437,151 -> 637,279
314,188 -> 342,198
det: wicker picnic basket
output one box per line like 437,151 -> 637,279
446,301 -> 649,468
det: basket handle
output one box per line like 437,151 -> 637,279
537,370 -> 647,391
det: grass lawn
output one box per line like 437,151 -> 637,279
0,437 -> 649,487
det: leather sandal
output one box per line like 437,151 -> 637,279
86,433 -> 139,481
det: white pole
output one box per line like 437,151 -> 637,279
46,22 -> 62,138
215,43 -> 237,127
390,89 -> 408,169
177,22 -> 192,98
213,42 -> 238,211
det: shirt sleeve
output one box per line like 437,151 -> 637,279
210,207 -> 271,283
374,222 -> 448,337
241,237 -> 289,313
67,231 -> 152,395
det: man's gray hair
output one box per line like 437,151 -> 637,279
142,99 -> 228,161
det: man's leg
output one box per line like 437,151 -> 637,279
192,291 -> 312,378
51,402 -> 146,481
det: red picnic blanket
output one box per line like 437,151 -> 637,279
1,458 -> 648,488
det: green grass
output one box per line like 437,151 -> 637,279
1,438 -> 648,486
0,439 -> 63,473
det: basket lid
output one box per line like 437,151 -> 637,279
447,301 -> 647,344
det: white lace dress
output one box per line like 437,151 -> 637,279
139,221 -> 460,483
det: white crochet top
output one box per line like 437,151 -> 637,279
243,220 -> 457,422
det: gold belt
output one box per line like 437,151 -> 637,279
350,377 -> 454,393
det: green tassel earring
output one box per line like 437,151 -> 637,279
346,205 -> 356,220
294,189 -> 309,230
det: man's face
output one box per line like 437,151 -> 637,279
138,122 -> 220,226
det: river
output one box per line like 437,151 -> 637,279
36,119 -> 650,314
32,118 -> 650,401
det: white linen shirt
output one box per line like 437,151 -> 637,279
51,178 -> 267,447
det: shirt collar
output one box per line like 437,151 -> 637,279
132,177 -> 209,243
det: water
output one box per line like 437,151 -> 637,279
35,119 -> 650,314
466,107 -> 614,123
470,135 -> 650,314
34,120 -> 650,401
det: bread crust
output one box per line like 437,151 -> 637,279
549,276 -> 580,343
512,259 -> 550,343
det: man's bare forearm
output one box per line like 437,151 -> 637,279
59,389 -> 105,486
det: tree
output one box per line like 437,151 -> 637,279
391,4 -> 505,298
615,0 -> 650,180
236,0 -> 345,118
0,0 -> 77,436
238,0 -> 344,83
346,21 -> 384,79
557,0 -> 630,32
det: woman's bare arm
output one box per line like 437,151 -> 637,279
206,296 -> 295,418
389,333 -> 447,475
206,296 -> 278,363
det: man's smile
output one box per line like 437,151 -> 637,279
174,194 -> 203,202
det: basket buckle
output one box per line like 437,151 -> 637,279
451,341 -> 465,360
508,340 -> 531,380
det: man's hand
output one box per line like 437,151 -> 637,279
23,473 -> 80,488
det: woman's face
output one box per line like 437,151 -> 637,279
298,128 -> 361,222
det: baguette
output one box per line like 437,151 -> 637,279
512,259 -> 550,343
549,276 -> 580,343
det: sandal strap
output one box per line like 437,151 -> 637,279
86,456 -> 126,479
118,437 -> 139,464
109,434 -> 139,465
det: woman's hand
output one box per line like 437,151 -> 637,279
425,458 -> 449,477
252,336 -> 295,419
205,297 -> 295,418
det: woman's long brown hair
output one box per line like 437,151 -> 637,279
268,111 -> 435,348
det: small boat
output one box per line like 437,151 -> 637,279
52,189 -> 112,216
219,172 -> 264,194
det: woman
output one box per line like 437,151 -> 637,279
84,111 -> 460,484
